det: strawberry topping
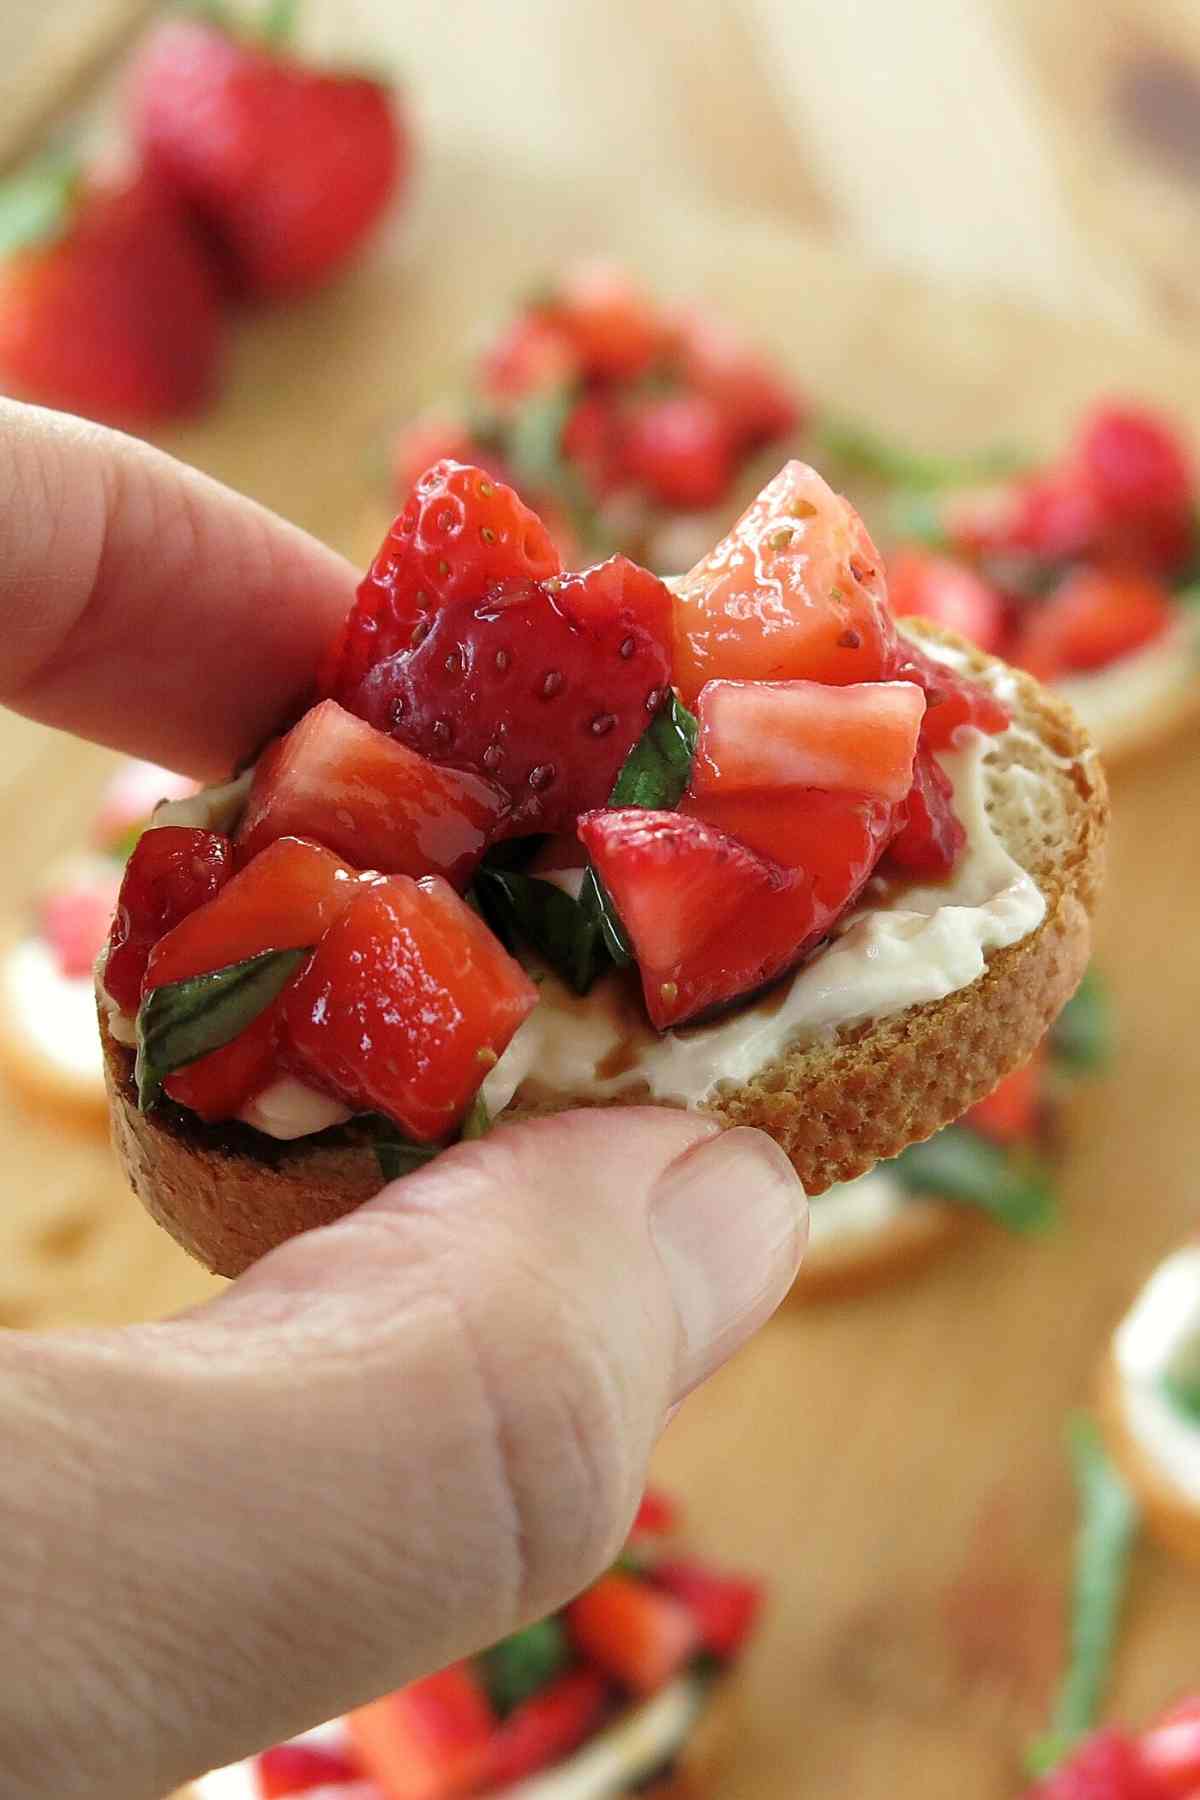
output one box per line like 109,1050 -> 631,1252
894,643 -> 1011,751
883,742 -> 965,878
343,556 -> 672,833
483,1671 -> 609,1790
348,1664 -> 495,1800
885,547 -> 1007,654
1025,1729 -> 1168,1800
652,1560 -> 764,1659
566,1572 -> 699,1697
691,678 -> 925,805
1009,567 -> 1173,683
257,1743 -> 361,1798
104,828 -> 233,1015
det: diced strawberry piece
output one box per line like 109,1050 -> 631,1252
348,1664 -> 495,1800
884,742 -> 965,878
963,1046 -> 1045,1144
622,392 -> 735,511
679,788 -> 895,905
480,314 -> 577,401
103,828 -> 233,1014
163,1001 -> 281,1122
894,644 -> 1010,751
145,838 -> 369,991
283,876 -> 537,1140
1028,1729 -> 1168,1800
562,392 -> 625,498
483,1669 -> 608,1789
257,1742 -> 362,1798
236,702 -> 509,889
343,558 -> 672,835
631,1489 -> 680,1538
1140,1695 -> 1200,1795
578,809 -> 819,1030
391,417 -> 478,503
1075,404 -> 1195,573
691,678 -> 924,805
673,307 -> 802,448
652,1560 -> 764,1659
320,462 -> 561,706
567,1572 -> 699,1697
91,760 -> 198,857
548,262 -> 663,382
41,867 -> 122,979
1009,568 -> 1174,682
672,461 -> 898,707
885,548 -> 1007,654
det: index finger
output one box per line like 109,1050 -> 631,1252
0,400 -> 358,778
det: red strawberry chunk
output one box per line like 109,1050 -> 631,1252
631,1489 -> 680,1538
480,314 -> 578,401
673,307 -> 802,449
894,644 -> 1010,751
1027,1729 -> 1168,1800
652,1560 -> 764,1659
885,548 -> 1007,654
343,558 -> 672,834
673,461 -> 898,707
1140,1695 -> 1200,1795
567,1572 -> 699,1697
679,787 -> 894,907
548,262 -> 663,381
691,678 -> 925,805
41,867 -> 122,980
321,462 -> 561,706
963,1046 -> 1044,1144
237,702 -> 509,889
258,1742 -> 362,1798
1075,404 -> 1195,572
348,1663 -> 495,1800
283,876 -> 537,1140
622,392 -> 735,511
103,828 -> 233,1015
164,1002 -> 282,1123
483,1669 -> 609,1789
145,838 -> 370,992
1009,568 -> 1174,682
884,742 -> 965,878
578,809 -> 821,1030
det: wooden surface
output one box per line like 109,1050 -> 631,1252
0,5 -> 1198,1793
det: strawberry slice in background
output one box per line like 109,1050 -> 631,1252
236,701 -> 510,888
41,867 -> 123,981
1139,1694 -> 1200,1796
0,164 -> 223,424
652,1560 -> 764,1659
672,460 -> 898,706
128,14 -> 405,299
320,461 -> 561,707
283,875 -> 537,1139
885,547 -> 1008,655
962,1047 -> 1045,1145
671,305 -> 803,450
566,1572 -> 699,1697
1009,567 -> 1174,682
347,1663 -> 495,1800
622,391 -> 736,510
690,678 -> 925,805
1025,1728 -> 1168,1800
343,554 -> 672,835
544,261 -> 664,382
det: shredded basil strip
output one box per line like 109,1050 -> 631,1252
818,417 -> 1028,491
1051,970 -> 1112,1073
608,693 -> 699,810
1026,1418 -> 1140,1777
135,946 -> 311,1112
480,1617 -> 570,1717
476,868 -> 610,995
891,1125 -> 1056,1233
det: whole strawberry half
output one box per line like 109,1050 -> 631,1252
0,164 -> 223,423
128,16 -> 405,299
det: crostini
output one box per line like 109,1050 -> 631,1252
98,458 -> 1107,1278
181,1491 -> 757,1800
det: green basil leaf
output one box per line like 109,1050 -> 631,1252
818,417 -> 1028,491
461,1092 -> 491,1139
479,1616 -> 569,1717
135,946 -> 310,1112
1027,1417 -> 1139,1777
1051,969 -> 1112,1073
476,868 -> 609,994
576,866 -> 632,965
891,1125 -> 1056,1233
0,156 -> 78,259
608,693 -> 698,810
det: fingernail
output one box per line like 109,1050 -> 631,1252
649,1127 -> 806,1398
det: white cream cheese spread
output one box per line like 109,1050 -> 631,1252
1113,1246 -> 1200,1507
191,1675 -> 704,1800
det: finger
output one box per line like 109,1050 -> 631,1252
0,400 -> 356,778
0,1109 -> 804,1800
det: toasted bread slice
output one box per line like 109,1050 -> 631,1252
102,621 -> 1106,1279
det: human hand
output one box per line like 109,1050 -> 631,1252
0,403 -> 806,1800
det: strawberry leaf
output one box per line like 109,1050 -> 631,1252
891,1125 -> 1056,1233
0,156 -> 78,259
1026,1417 -> 1139,1777
476,869 -> 608,995
135,946 -> 310,1111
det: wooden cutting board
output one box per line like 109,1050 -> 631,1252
2,152 -> 1198,1797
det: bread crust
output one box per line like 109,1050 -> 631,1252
1098,1350 -> 1200,1569
103,622 -> 1106,1280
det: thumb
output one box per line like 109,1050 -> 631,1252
0,1108 -> 804,1800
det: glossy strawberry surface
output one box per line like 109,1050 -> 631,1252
104,827 -> 233,1014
